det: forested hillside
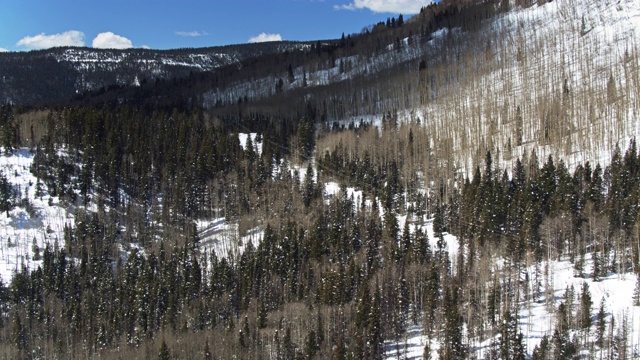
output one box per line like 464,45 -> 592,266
0,42 -> 317,106
0,0 -> 639,359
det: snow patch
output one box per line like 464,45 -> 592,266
0,149 -> 73,282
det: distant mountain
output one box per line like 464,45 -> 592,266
0,1 -> 501,109
0,41 -> 315,105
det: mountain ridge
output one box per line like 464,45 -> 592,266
0,40 -> 320,105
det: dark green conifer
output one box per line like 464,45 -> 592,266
0,171 -> 15,215
596,299 -> 606,348
580,282 -> 592,330
158,339 -> 170,360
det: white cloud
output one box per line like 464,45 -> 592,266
176,31 -> 208,37
16,30 -> 85,49
248,32 -> 283,43
0,47 -> 8,52
335,0 -> 433,14
92,32 -> 133,49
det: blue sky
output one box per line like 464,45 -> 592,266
0,0 -> 435,52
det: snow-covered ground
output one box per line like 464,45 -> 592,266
0,149 -> 72,283
238,132 -> 263,155
419,0 -> 640,177
516,256 -> 640,358
383,248 -> 640,359
0,146 -> 268,280
382,219 -> 459,360
324,182 -> 364,205
314,0 -> 640,180
196,218 -> 263,261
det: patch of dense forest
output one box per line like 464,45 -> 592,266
0,102 -> 638,358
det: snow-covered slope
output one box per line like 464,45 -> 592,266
515,256 -> 639,358
383,240 -> 640,359
196,218 -> 263,261
0,149 -> 72,282
299,0 -> 640,179
413,0 -> 640,175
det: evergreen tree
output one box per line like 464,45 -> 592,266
303,162 -> 316,208
423,262 -> 439,333
433,202 -> 445,235
355,283 -> 370,330
1,117 -> 16,154
297,118 -> 315,161
400,219 -> 411,262
257,300 -> 267,329
384,206 -> 400,262
531,334 -> 550,360
332,337 -> 346,360
596,299 -> 606,348
287,64 -> 295,83
579,282 -> 592,330
552,301 -> 577,359
499,309 -> 525,360
304,330 -> 318,358
634,275 -> 640,306
589,163 -> 604,211
366,288 -> 383,360
592,250 -> 602,282
423,340 -> 432,360
12,313 -> 26,351
440,285 -> 466,360
0,171 -> 15,215
158,339 -> 170,360
551,327 -> 576,359
242,316 -> 251,343
413,226 -> 429,264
